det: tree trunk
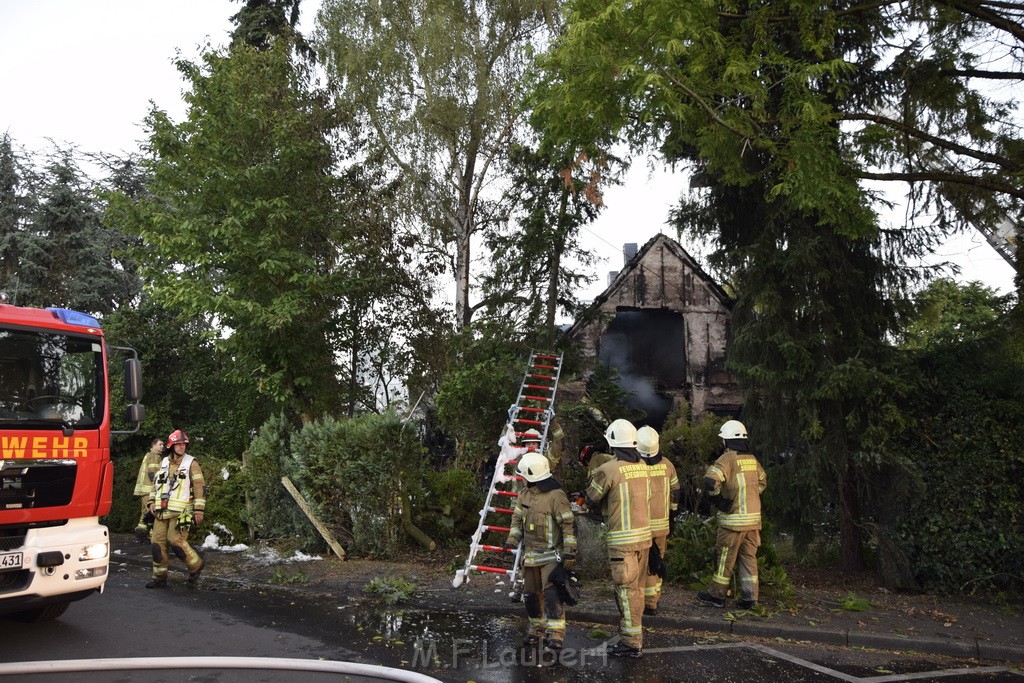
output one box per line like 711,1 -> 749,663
454,224 -> 471,329
839,456 -> 866,572
545,189 -> 570,346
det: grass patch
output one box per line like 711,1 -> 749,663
365,577 -> 418,605
268,567 -> 308,585
841,591 -> 871,612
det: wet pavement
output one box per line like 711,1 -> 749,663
103,533 -> 1024,682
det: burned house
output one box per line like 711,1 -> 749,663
566,234 -> 742,428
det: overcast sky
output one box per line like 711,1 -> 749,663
1,0 -> 1015,305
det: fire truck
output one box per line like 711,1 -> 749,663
0,302 -> 144,621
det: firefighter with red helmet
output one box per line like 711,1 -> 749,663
146,429 -> 206,588
585,418 -> 650,657
638,425 -> 679,616
696,420 -> 767,609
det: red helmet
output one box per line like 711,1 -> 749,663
167,429 -> 189,446
579,445 -> 597,465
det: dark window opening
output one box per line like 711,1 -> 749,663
598,308 -> 686,429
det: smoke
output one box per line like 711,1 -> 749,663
597,309 -> 677,427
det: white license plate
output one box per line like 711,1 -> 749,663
0,552 -> 23,570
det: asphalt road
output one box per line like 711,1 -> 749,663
0,561 -> 1020,683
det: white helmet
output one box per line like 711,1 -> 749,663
604,419 -> 638,448
517,453 -> 551,482
521,428 -> 542,444
636,426 -> 659,457
718,419 -> 747,440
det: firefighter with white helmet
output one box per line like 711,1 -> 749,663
637,425 -> 679,615
505,452 -> 577,652
696,419 -> 767,609
146,429 -> 207,588
585,418 -> 651,657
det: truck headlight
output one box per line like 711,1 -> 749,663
79,542 -> 108,562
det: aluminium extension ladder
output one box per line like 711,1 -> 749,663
451,351 -> 564,594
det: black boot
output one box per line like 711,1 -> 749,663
607,642 -> 642,658
145,576 -> 167,589
187,559 -> 204,586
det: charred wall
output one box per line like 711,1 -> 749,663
570,235 -> 743,427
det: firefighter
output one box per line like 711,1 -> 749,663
520,428 -> 542,452
585,418 -> 650,657
132,437 -> 164,543
146,429 -> 206,588
579,444 -> 614,479
545,418 -> 565,469
696,420 -> 767,609
504,452 -> 577,652
638,425 -> 679,616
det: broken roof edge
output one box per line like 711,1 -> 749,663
564,233 -> 734,340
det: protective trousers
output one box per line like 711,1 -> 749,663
136,496 -> 150,532
151,514 -> 202,579
709,528 -> 760,601
644,534 -> 668,610
523,563 -> 565,644
609,547 -> 649,649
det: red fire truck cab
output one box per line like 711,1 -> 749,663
0,303 -> 143,621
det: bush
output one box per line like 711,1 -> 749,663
197,456 -> 247,541
417,468 -> 483,548
665,514 -> 718,588
288,411 -> 428,558
244,414 -> 318,546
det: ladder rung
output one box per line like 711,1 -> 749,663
470,565 -> 511,575
532,364 -> 556,370
534,354 -> 558,361
529,374 -> 555,380
523,395 -> 552,402
476,544 -> 515,553
517,406 -> 547,413
513,418 -> 543,426
525,384 -> 553,391
487,506 -> 515,515
493,490 -> 519,498
484,525 -> 510,533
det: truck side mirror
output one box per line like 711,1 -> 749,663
124,402 -> 145,425
124,358 -> 143,403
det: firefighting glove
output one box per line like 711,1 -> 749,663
562,552 -> 577,570
711,495 -> 733,512
176,510 -> 195,532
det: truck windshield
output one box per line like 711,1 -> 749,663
0,328 -> 104,429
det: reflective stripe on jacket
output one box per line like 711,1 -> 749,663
647,458 -> 680,538
150,454 -> 206,513
586,460 -> 652,550
705,450 -> 767,530
133,452 -> 163,496
507,485 -> 576,567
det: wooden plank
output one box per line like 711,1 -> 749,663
280,476 -> 346,561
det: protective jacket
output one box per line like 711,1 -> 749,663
586,451 -> 614,477
150,454 -> 206,515
507,479 -> 576,567
133,451 -> 163,497
544,419 -> 565,467
586,452 -> 652,550
704,449 -> 766,530
645,454 -> 680,538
